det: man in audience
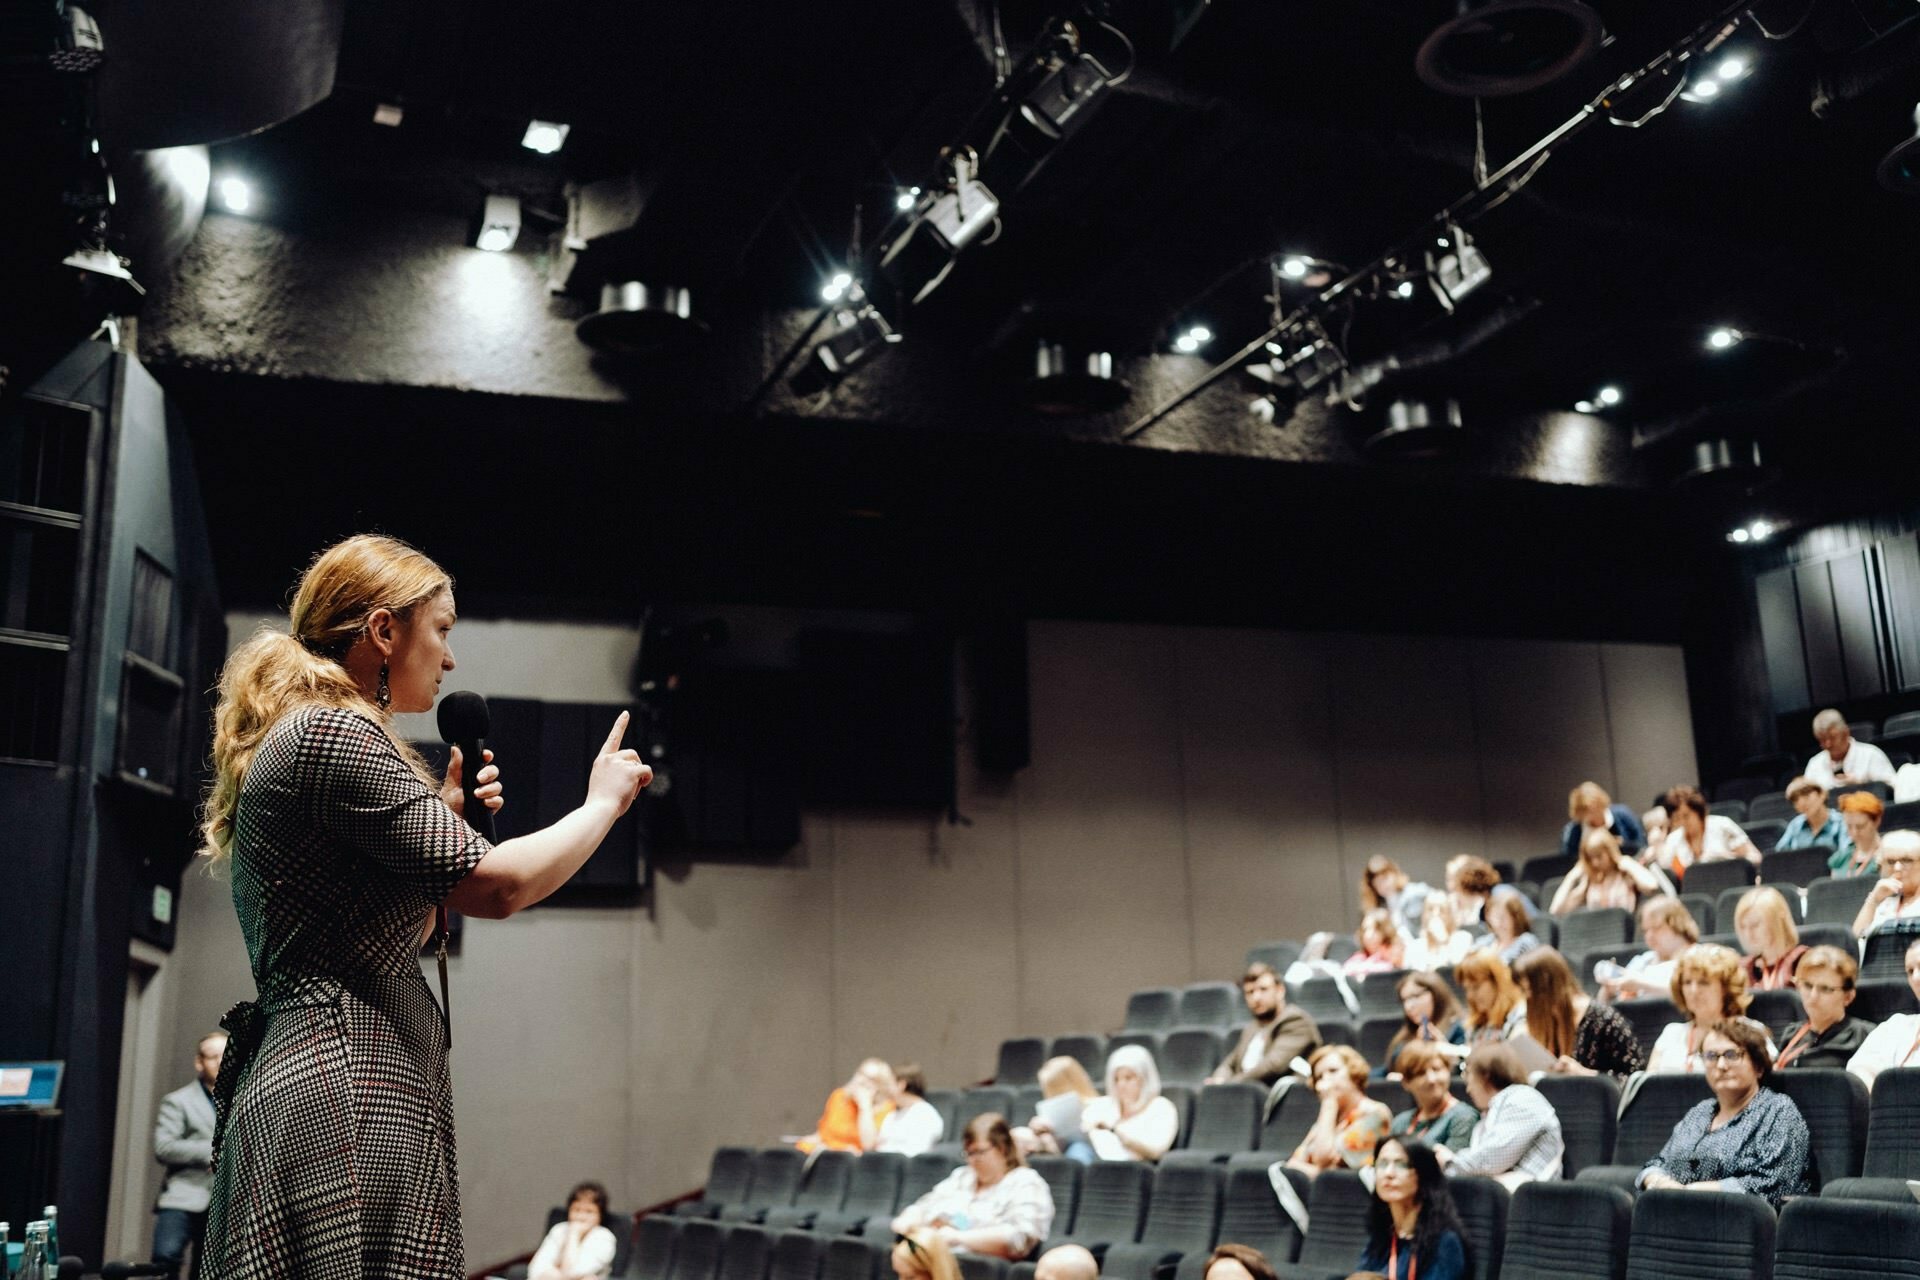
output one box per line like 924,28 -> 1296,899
1804,708 -> 1896,790
1034,1245 -> 1098,1280
153,1030 -> 225,1276
1206,962 -> 1321,1086
1436,1043 -> 1564,1189
1559,782 -> 1647,860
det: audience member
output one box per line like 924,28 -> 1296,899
1833,792 -> 1885,879
1287,1045 -> 1393,1179
877,1062 -> 945,1156
1436,1044 -> 1564,1188
1646,944 -> 1776,1074
892,1113 -> 1054,1280
1662,785 -> 1760,874
1346,908 -> 1408,976
1776,946 -> 1877,1070
1637,1020 -> 1811,1207
152,1030 -> 225,1277
1018,1057 -> 1099,1161
528,1182 -> 618,1280
1482,895 -> 1542,968
1362,856 -> 1434,940
1454,950 -> 1527,1046
1388,1043 -> 1479,1149
1560,782 -> 1648,861
1444,856 -> 1537,931
1734,887 -> 1808,991
1207,963 -> 1322,1087
1776,777 -> 1849,855
1804,708 -> 1896,790
1638,806 -> 1671,866
1845,937 -> 1920,1088
1355,1138 -> 1469,1280
1852,830 -> 1920,936
1081,1045 -> 1179,1162
1550,827 -> 1667,916
1033,1245 -> 1098,1280
1379,972 -> 1469,1076
1600,897 -> 1700,1001
1403,896 -> 1475,972
1202,1244 -> 1277,1280
799,1058 -> 895,1153
1512,948 -> 1643,1079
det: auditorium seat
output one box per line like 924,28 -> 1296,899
995,1038 -> 1047,1084
1775,1195 -> 1920,1280
1682,859 -> 1756,902
1317,1018 -> 1357,1048
1578,1074 -> 1712,1192
1709,799 -> 1749,822
1884,800 -> 1920,834
1536,1074 -> 1620,1180
957,1255 -> 1009,1280
1009,1085 -> 1043,1125
1748,989 -> 1805,1042
1522,853 -> 1579,886
1449,1174 -> 1509,1280
1624,1188 -> 1775,1280
811,1151 -> 902,1235
1824,1067 -> 1920,1203
1258,1081 -> 1321,1154
1612,996 -> 1680,1061
1356,970 -> 1410,1020
1101,1162 -> 1224,1280
901,1152 -> 959,1204
960,1087 -> 1019,1123
820,1237 -> 882,1280
1054,1160 -> 1153,1256
1748,793 -> 1796,825
1761,848 -> 1828,890
1365,1078 -> 1412,1115
1107,1032 -> 1163,1065
1126,988 -> 1180,1033
717,1223 -> 773,1280
1291,976 -> 1351,1024
1161,1084 -> 1195,1146
1273,1169 -> 1371,1280
1715,776 -> 1777,806
1162,1028 -> 1227,1086
1773,1070 -> 1869,1190
1246,940 -> 1303,973
767,1230 -> 824,1280
1028,1155 -> 1083,1238
1558,909 -> 1635,962
1048,1034 -> 1106,1080
1494,860 -> 1519,886
1171,1083 -> 1262,1159
1884,712 -> 1920,739
678,1146 -> 757,1218
1679,892 -> 1716,934
1577,944 -> 1645,996
1850,719 -> 1879,743
1207,1162 -> 1306,1268
1179,982 -> 1243,1029
723,1149 -> 808,1223
1324,935 -> 1359,963
1804,877 -> 1875,927
636,1215 -> 680,1280
1501,1181 -> 1632,1280
764,1150 -> 855,1231
670,1220 -> 725,1280
1797,923 -> 1856,954
1851,977 -> 1920,1024
1830,782 -> 1894,806
1358,1015 -> 1402,1067
1861,926 -> 1920,983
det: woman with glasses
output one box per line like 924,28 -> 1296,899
891,1113 -> 1054,1280
1775,946 -> 1876,1070
1079,1045 -> 1179,1162
1846,937 -> 1920,1088
1852,830 -> 1920,937
1645,944 -> 1776,1075
1387,1042 -> 1479,1150
1354,1138 -> 1469,1280
1637,1019 -> 1811,1207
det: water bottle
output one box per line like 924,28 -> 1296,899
1,1221 -> 11,1280
16,1223 -> 44,1280
39,1208 -> 55,1280
1592,959 -> 1627,984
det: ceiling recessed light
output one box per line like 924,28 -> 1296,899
521,120 -> 570,154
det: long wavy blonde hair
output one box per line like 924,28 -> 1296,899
199,535 -> 451,862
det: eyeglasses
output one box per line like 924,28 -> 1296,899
1700,1049 -> 1747,1067
1883,857 -> 1917,869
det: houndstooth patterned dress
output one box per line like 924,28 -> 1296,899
202,706 -> 491,1280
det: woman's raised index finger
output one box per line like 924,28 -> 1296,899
602,709 -> 631,754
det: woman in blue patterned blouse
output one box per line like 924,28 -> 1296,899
1637,1018 -> 1811,1206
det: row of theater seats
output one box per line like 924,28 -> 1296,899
1711,790 -> 1920,828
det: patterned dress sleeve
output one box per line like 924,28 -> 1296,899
1340,1101 -> 1395,1169
1717,1091 -> 1810,1205
306,707 -> 490,902
1579,1004 -> 1646,1078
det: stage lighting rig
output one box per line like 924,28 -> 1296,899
789,287 -> 903,395
875,146 -> 1001,309
1426,226 -> 1490,313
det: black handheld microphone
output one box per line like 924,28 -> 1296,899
436,690 -> 496,842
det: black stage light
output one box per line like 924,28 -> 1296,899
1366,396 -> 1468,458
575,282 -> 707,356
1415,0 -> 1604,97
1019,342 -> 1129,415
788,302 -> 902,395
876,147 -> 1000,308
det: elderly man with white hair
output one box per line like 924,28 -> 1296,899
1804,708 -> 1896,790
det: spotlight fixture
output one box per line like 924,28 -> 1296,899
894,187 -> 921,211
1716,55 -> 1749,81
1020,341 -> 1130,415
1172,324 -> 1212,354
1682,76 -> 1722,103
990,18 -> 1121,182
1597,385 -> 1622,406
1675,436 -> 1763,486
1726,518 -> 1774,544
1426,226 -> 1491,312
575,282 -> 706,355
475,194 -> 520,252
1280,256 -> 1310,279
215,176 -> 252,214
1367,395 -> 1468,458
790,302 -> 902,393
821,271 -> 853,303
521,120 -> 570,154
875,147 -> 1000,308
1394,280 -> 1416,299
1414,0 -> 1604,97
1574,399 -> 1596,413
1706,327 -> 1742,350
373,102 -> 405,127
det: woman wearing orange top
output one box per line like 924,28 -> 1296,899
800,1058 -> 895,1152
1286,1045 -> 1393,1179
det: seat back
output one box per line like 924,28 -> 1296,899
1748,793 -> 1796,824
747,1148 -> 807,1209
1558,908 -> 1635,960
1162,1028 -> 1225,1086
1744,820 -> 1788,851
1853,978 -> 1920,1024
1028,1155 -> 1083,1239
1068,1160 -> 1153,1245
994,1037 -> 1047,1084
1048,1034 -> 1107,1081
1138,1161 -> 1224,1250
1746,987 -> 1803,1041
635,1214 -> 679,1280
1355,970 -> 1411,1020
903,1151 -> 960,1205
1107,1032 -> 1164,1068
1678,892 -> 1716,934
1797,922 -> 1856,953
1246,941 -> 1302,973
1773,1070 -> 1868,1189
960,1086 -> 1018,1123
671,1221 -> 725,1280
1885,799 -> 1920,833
1624,1188 -> 1775,1280
1612,996 -> 1679,1061
1614,1075 -> 1713,1166
1501,1182 -> 1632,1280
1365,1078 -> 1412,1114
1523,853 -> 1579,886
1126,987 -> 1180,1032
718,1223 -> 773,1280
1317,1017 -> 1356,1048
1295,1169 -> 1374,1273
1863,1067 -> 1920,1180
766,1231 -> 823,1280
1682,859 -> 1756,901
792,1150 -> 854,1210
1862,924 -> 1920,983
1179,981 -> 1242,1028
820,1238 -> 880,1280
1258,1080 -> 1322,1152
707,1146 -> 758,1208
1536,1074 -> 1620,1179
1010,1085 -> 1044,1126
1805,876 -> 1877,926
1885,711 -> 1920,739
1715,776 -> 1776,805
1161,1084 -> 1195,1147
1709,799 -> 1749,822
1762,848 -> 1828,889
1218,1162 -> 1306,1264
923,1090 -> 963,1138
1449,1175 -> 1508,1280
1359,1016 -> 1403,1067
1774,1195 -> 1920,1280
1185,1083 -> 1262,1154
1291,976 -> 1351,1023
839,1151 -> 903,1217
1831,782 -> 1895,805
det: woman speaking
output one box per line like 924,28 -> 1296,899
197,534 -> 651,1279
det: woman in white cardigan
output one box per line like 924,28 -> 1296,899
1079,1044 -> 1180,1161
529,1182 -> 619,1280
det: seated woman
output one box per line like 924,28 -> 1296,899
1355,1138 -> 1469,1280
1286,1045 -> 1393,1179
1733,887 -> 1809,992
1646,944 -> 1776,1075
1388,1042 -> 1479,1149
1403,897 -> 1475,973
1482,895 -> 1542,967
1550,827 -> 1668,916
1560,781 -> 1648,861
799,1058 -> 895,1152
1345,908 -> 1408,977
1638,806 -> 1671,867
1662,785 -> 1760,875
1378,971 -> 1469,1078
1454,949 -> 1527,1046
1776,945 -> 1877,1070
1512,947 -> 1643,1079
1852,830 -> 1920,937
1363,855 -> 1434,941
528,1182 -> 618,1280
892,1113 -> 1055,1280
1436,1044 -> 1564,1188
1776,776 -> 1849,854
877,1062 -> 946,1156
1080,1045 -> 1180,1162
1846,937 -> 1920,1088
1015,1056 -> 1099,1162
1444,855 -> 1538,933
1832,791 -> 1885,879
1637,1019 -> 1811,1207
1200,1245 -> 1277,1280
1600,897 -> 1701,1002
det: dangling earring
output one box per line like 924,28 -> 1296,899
376,660 -> 391,710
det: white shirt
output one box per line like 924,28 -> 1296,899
529,1222 -> 617,1280
876,1098 -> 945,1156
1080,1094 -> 1180,1162
1646,1018 -> 1777,1075
1665,816 -> 1753,870
1445,1084 -> 1563,1183
1846,1012 -> 1920,1088
1804,741 -> 1897,789
902,1166 -> 1055,1256
1868,892 -> 1920,929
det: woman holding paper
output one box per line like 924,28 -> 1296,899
1078,1045 -> 1179,1162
